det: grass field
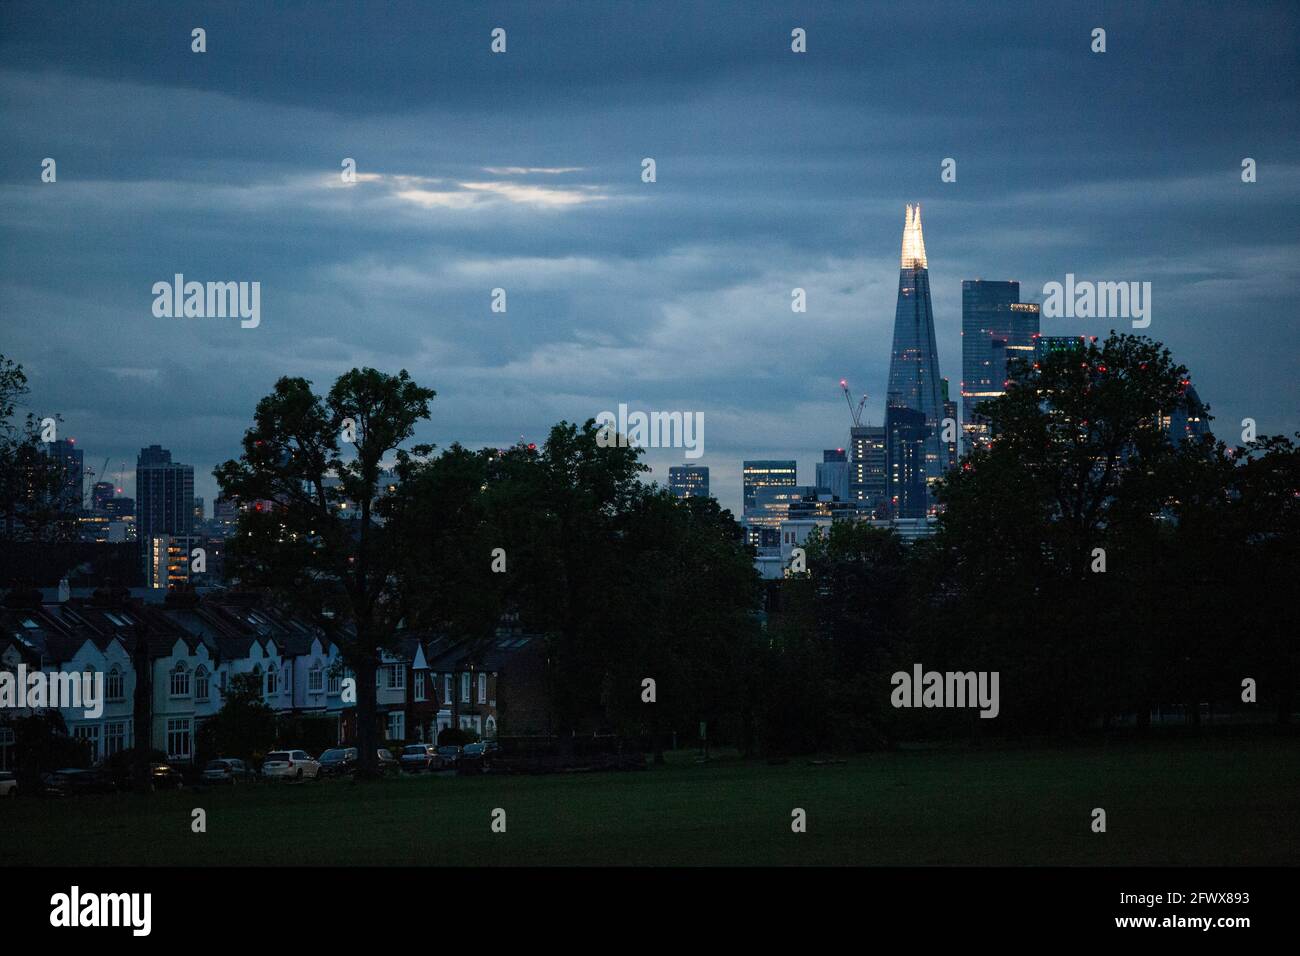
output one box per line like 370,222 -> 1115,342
5,738 -> 1298,866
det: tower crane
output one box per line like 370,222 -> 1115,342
839,379 -> 870,428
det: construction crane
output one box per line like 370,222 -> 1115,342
840,378 -> 869,427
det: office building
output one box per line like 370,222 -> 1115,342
742,460 -> 796,512
849,425 -> 887,517
961,280 -> 1040,452
667,465 -> 710,499
815,449 -> 850,503
885,403 -> 930,519
136,445 -> 194,586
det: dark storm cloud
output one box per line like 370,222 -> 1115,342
1,0 -> 1296,514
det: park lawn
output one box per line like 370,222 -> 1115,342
3,737 -> 1297,866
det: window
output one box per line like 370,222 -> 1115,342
460,673 -> 470,703
106,666 -> 124,701
104,721 -> 126,758
74,724 -> 101,763
166,719 -> 192,759
477,673 -> 487,704
414,671 -> 426,702
266,664 -> 277,696
170,662 -> 190,697
443,674 -> 452,707
195,666 -> 210,702
385,665 -> 405,691
328,669 -> 341,695
386,711 -> 405,741
309,661 -> 324,693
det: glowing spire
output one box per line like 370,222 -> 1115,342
900,203 -> 928,270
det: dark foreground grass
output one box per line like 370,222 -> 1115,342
4,738 -> 1298,866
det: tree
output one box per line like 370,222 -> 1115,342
214,368 -> 435,777
195,672 -> 277,762
929,333 -> 1298,734
0,354 -> 79,545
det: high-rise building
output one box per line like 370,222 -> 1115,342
742,460 -> 796,512
849,425 -> 887,517
136,445 -> 194,584
815,448 -> 850,502
667,465 -> 710,499
1166,384 -> 1212,447
885,403 -> 930,519
1034,334 -> 1092,363
941,378 -> 959,471
886,204 -> 946,489
104,496 -> 135,518
91,480 -> 115,513
961,280 -> 1040,452
46,438 -> 84,511
214,495 -> 239,534
194,497 -> 205,524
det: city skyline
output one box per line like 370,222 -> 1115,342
2,1 -> 1297,519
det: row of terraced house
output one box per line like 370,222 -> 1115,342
0,591 -> 549,771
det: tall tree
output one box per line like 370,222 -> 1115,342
214,369 -> 435,777
0,354 -> 79,544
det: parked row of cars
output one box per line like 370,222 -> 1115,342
4,741 -> 504,798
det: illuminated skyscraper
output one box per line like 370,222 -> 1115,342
136,444 -> 194,583
885,403 -> 929,519
849,426 -> 887,516
886,204 -> 945,489
668,465 -> 710,499
741,460 -> 796,512
961,280 -> 1040,452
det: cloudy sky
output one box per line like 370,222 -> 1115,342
2,0 -> 1297,516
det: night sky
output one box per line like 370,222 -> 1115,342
2,0 -> 1296,515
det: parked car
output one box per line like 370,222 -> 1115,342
149,762 -> 185,790
319,748 -> 399,776
0,771 -> 17,798
41,768 -> 117,797
435,744 -> 463,770
318,747 -> 358,777
201,758 -> 254,786
400,744 -> 439,772
261,750 -> 320,781
106,747 -> 182,791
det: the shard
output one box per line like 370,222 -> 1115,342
886,204 -> 945,494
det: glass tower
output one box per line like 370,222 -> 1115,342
961,280 -> 1040,451
886,204 -> 945,488
668,465 -> 710,499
